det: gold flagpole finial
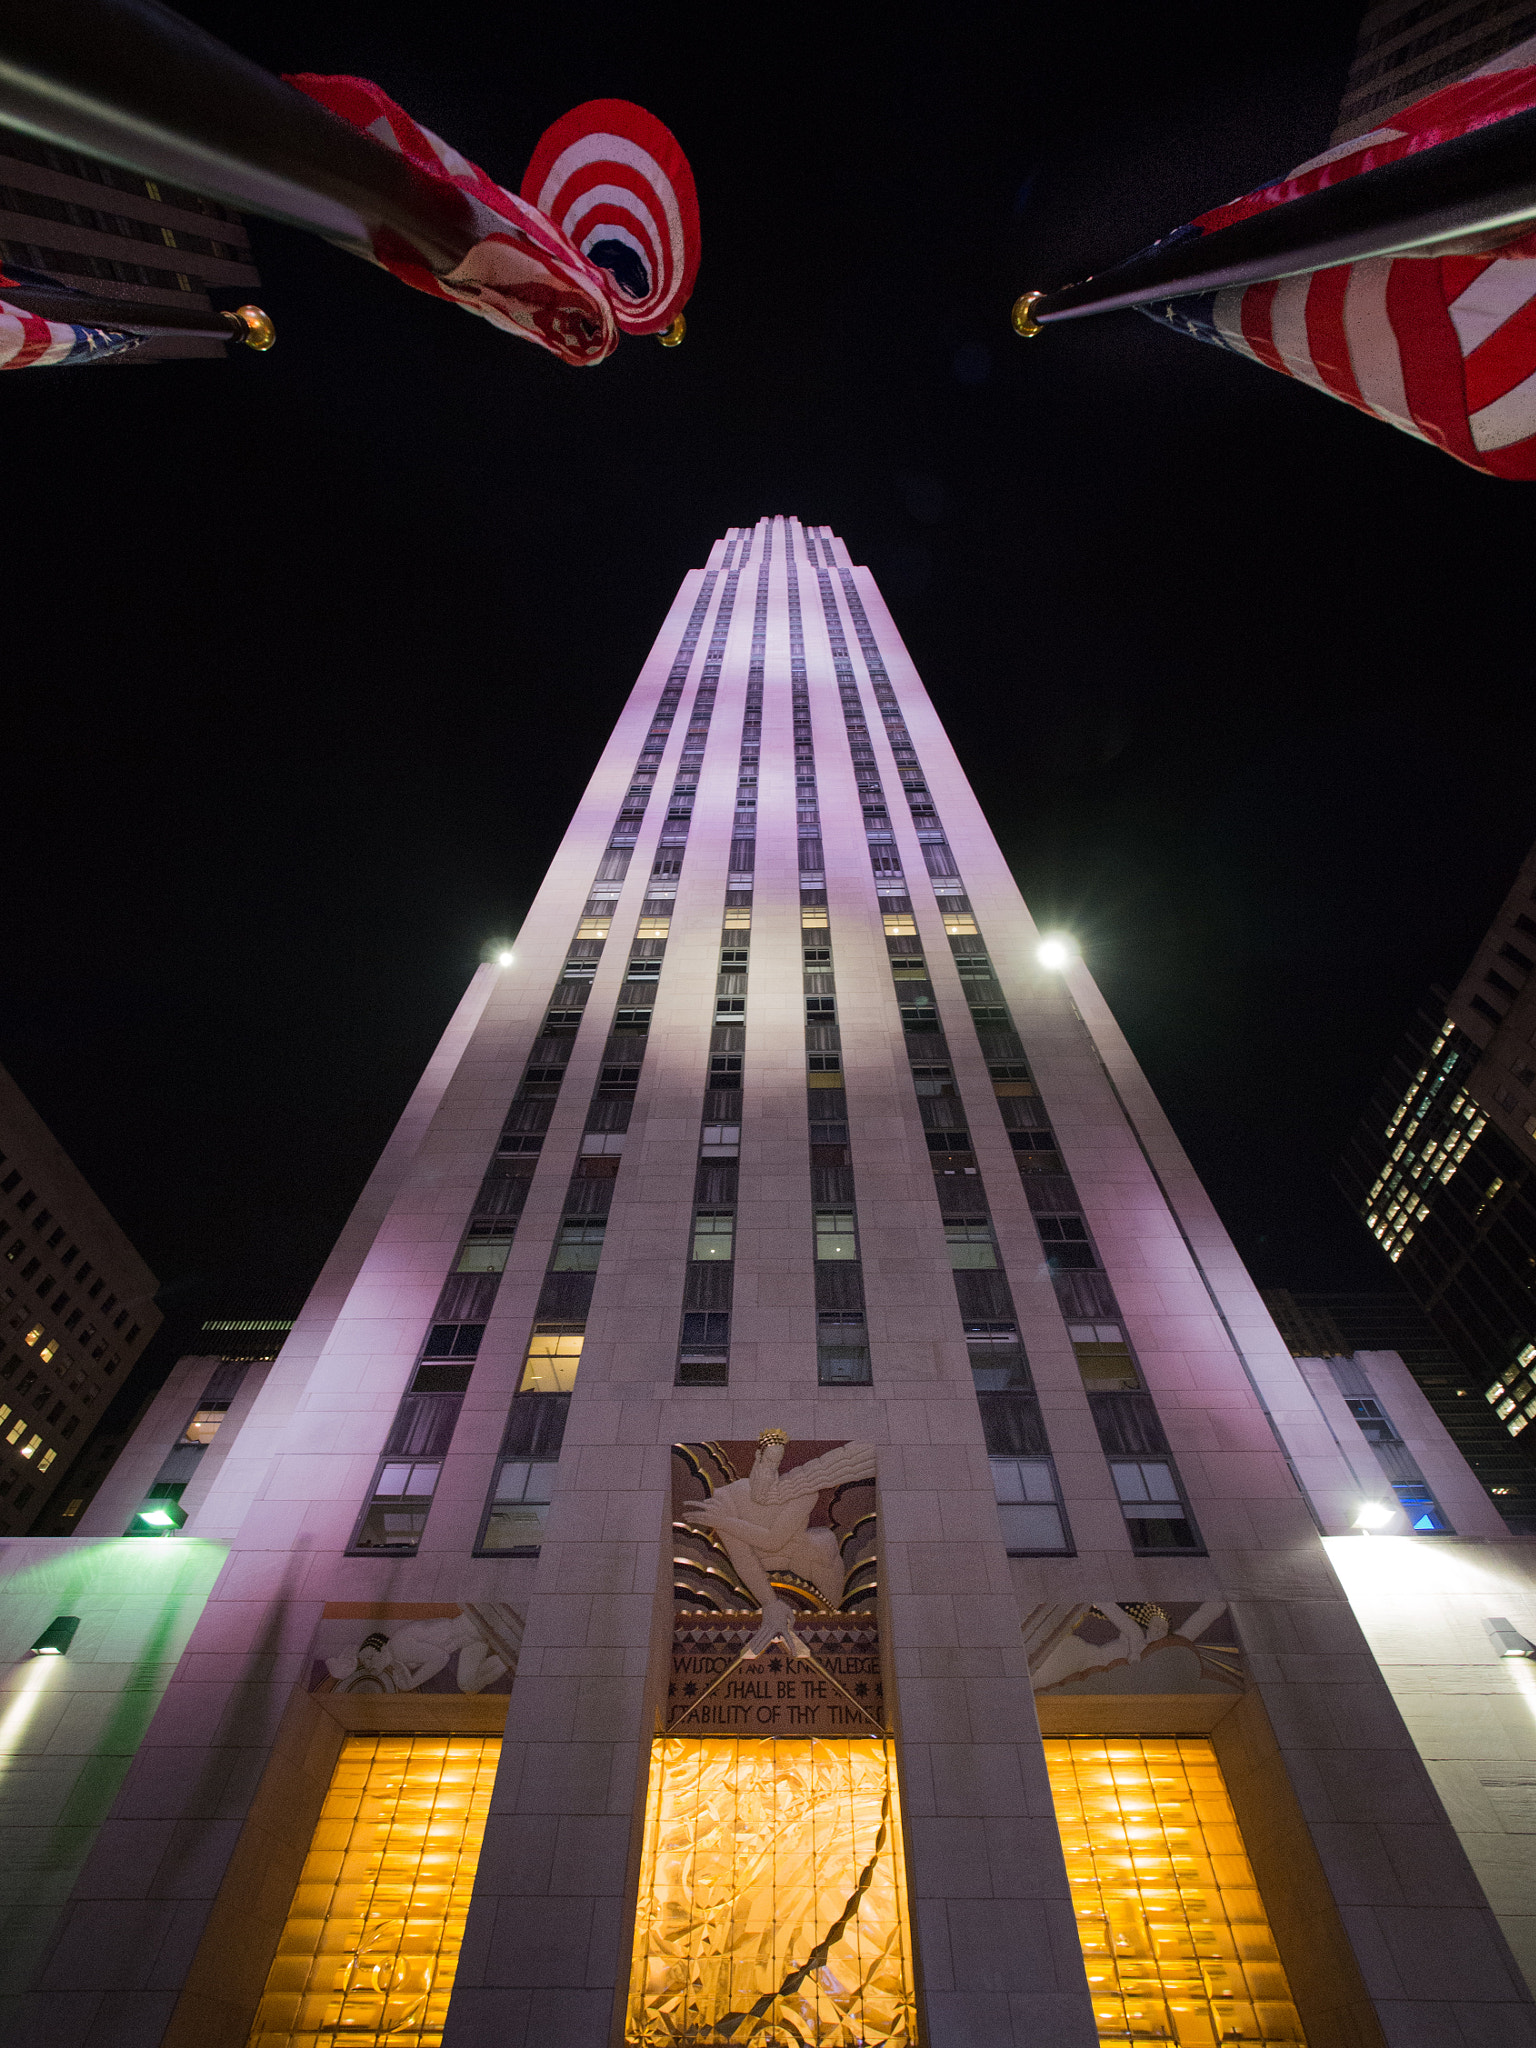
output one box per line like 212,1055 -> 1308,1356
659,313 -> 686,347
1011,291 -> 1044,338
225,304 -> 276,350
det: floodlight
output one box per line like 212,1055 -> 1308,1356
135,1499 -> 187,1532
30,1615 -> 80,1656
1036,937 -> 1075,970
1352,1501 -> 1396,1531
497,950 -> 514,967
1484,1616 -> 1536,1659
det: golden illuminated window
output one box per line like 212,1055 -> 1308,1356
518,1322 -> 584,1393
627,1736 -> 917,2046
1045,1736 -> 1305,2045
247,1733 -> 498,2048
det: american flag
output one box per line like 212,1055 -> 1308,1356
0,269 -> 145,371
287,76 -> 698,366
1141,40 -> 1536,478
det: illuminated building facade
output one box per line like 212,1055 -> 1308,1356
5,521 -> 1536,2047
0,1060 -> 160,1537
1333,9 -> 1536,141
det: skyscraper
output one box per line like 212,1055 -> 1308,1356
0,1059 -> 161,1536
10,520 -> 1532,2048
1338,838 -> 1536,1522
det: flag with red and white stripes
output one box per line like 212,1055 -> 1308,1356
0,277 -> 145,370
1141,41 -> 1536,478
286,76 -> 698,366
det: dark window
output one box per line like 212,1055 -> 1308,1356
1486,970 -> 1521,1000
1472,995 -> 1505,1023
710,1055 -> 743,1078
422,1322 -> 485,1359
1111,1459 -> 1202,1553
1500,944 -> 1534,975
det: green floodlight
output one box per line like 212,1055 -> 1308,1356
30,1615 -> 80,1656
135,1498 -> 187,1532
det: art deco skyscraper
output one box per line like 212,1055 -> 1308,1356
15,519 -> 1530,2048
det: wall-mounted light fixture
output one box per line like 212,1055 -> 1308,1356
1352,1501 -> 1396,1532
1484,1616 -> 1536,1659
134,1499 -> 187,1533
29,1615 -> 80,1656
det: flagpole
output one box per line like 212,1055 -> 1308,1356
1013,105 -> 1536,332
0,0 -> 479,273
0,283 -> 274,346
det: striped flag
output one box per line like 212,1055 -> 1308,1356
1141,40 -> 1536,478
286,76 -> 698,366
0,270 -> 145,370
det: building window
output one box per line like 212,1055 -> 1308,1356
678,1311 -> 730,1385
966,1322 -> 1030,1390
941,912 -> 977,935
692,1211 -> 735,1261
700,1124 -> 740,1158
943,1217 -> 997,1269
1046,1737 -> 1303,2047
247,1735 -> 500,2048
883,913 -> 917,936
479,1459 -> 557,1553
552,1219 -> 606,1271
1070,1327 -> 1140,1392
181,1401 -> 230,1446
456,1223 -> 515,1273
815,1210 -> 859,1260
818,1312 -> 871,1385
519,1324 -> 584,1394
1394,1482 -> 1453,1532
351,1462 -> 441,1551
1037,1216 -> 1096,1269
423,1321 -> 485,1360
990,1456 -> 1070,1552
1110,1460 -> 1201,1552
582,1132 -> 626,1156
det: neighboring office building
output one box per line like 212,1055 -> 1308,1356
7,519 -> 1536,2048
0,129 -> 259,361
1333,6 -> 1536,140
61,1315 -> 295,1540
1338,840 -> 1536,1527
0,1060 -> 160,1537
1265,1285 -> 1536,1526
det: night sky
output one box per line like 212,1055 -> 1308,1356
5,1 -> 1533,1404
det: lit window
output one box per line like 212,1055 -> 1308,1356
23,1325 -> 42,1348
520,1325 -> 584,1394
181,1402 -> 230,1446
39,1341 -> 57,1363
552,1219 -> 606,1271
5,1416 -> 25,1445
942,913 -> 978,935
991,1457 -> 1069,1552
799,908 -> 828,929
883,913 -> 916,936
577,916 -> 611,937
456,1224 -> 515,1273
724,909 -> 752,930
19,1433 -> 41,1459
1073,1342 -> 1139,1391
1497,1397 -> 1517,1419
691,1211 -> 735,1261
701,1125 -> 740,1158
636,916 -> 671,937
944,1217 -> 997,1269
815,1210 -> 859,1260
481,1459 -> 556,1551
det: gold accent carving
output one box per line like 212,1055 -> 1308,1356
626,1735 -> 917,2045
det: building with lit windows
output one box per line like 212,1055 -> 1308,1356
1338,839 -> 1536,1528
5,521 -> 1536,2047
0,1060 -> 161,1538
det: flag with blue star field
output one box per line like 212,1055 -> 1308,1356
1140,40 -> 1536,479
